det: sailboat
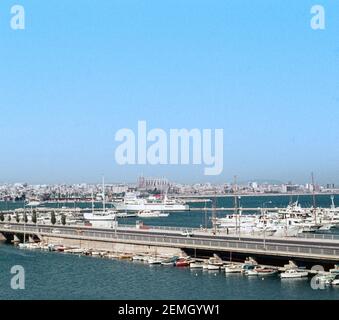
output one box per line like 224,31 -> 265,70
83,177 -> 117,228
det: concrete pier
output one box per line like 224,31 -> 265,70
1,222 -> 338,269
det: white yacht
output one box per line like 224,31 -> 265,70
83,210 -> 117,228
83,178 -> 118,228
26,199 -> 41,207
114,193 -> 189,212
136,210 -> 169,218
280,269 -> 309,279
224,264 -> 243,273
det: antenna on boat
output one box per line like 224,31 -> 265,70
233,175 -> 239,236
212,190 -> 217,235
204,199 -> 208,230
102,176 -> 106,213
311,172 -> 317,224
331,195 -> 335,209
91,189 -> 94,213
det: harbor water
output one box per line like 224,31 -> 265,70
1,244 -> 339,300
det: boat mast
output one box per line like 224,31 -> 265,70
234,175 -> 239,236
311,172 -> 317,224
102,176 -> 106,212
212,190 -> 217,235
91,189 -> 94,213
23,202 -> 26,245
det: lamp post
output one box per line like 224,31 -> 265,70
77,229 -> 84,249
203,200 -> 208,231
262,201 -> 272,250
115,215 -> 118,238
23,202 -> 26,245
235,196 -> 241,240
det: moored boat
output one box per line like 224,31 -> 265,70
64,248 -> 84,254
314,273 -> 335,284
206,256 -> 223,270
148,256 -> 164,265
55,245 -> 67,252
175,258 -> 190,267
255,267 -> 278,276
161,256 -> 179,266
118,253 -> 133,260
137,210 -> 169,218
132,254 -> 147,261
280,269 -> 309,279
224,264 -> 243,273
190,262 -> 204,269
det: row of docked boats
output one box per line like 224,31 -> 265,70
215,197 -> 339,236
135,255 -> 312,279
16,242 -> 339,286
130,254 -> 308,279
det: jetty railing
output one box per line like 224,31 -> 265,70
2,222 -> 339,259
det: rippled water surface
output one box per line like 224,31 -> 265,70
0,244 -> 339,300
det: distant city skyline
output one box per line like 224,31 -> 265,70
0,1 -> 338,184
0,176 -> 337,188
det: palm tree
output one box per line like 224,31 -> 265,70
32,210 -> 37,224
61,214 -> 66,226
51,212 -> 56,225
23,212 -> 28,224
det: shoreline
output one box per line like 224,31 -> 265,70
176,192 -> 339,198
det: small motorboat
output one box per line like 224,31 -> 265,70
39,243 -> 50,251
137,210 -> 169,218
224,264 -> 243,273
207,264 -> 221,270
280,269 -> 309,279
47,244 -> 57,251
91,251 -> 102,257
132,255 -> 146,261
175,258 -> 190,267
242,264 -> 256,273
255,267 -> 278,276
18,243 -> 30,249
148,257 -> 163,265
206,256 -> 223,270
315,273 -> 335,284
190,262 -> 204,269
242,257 -> 258,273
82,249 -> 92,256
118,253 -> 133,260
55,245 -> 67,252
161,256 -> 178,266
245,268 -> 260,276
65,248 -> 84,254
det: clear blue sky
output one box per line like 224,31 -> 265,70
0,0 -> 338,184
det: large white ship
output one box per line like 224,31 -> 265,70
114,193 -> 189,212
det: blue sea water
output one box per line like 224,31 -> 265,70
1,195 -> 339,300
0,244 -> 339,300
